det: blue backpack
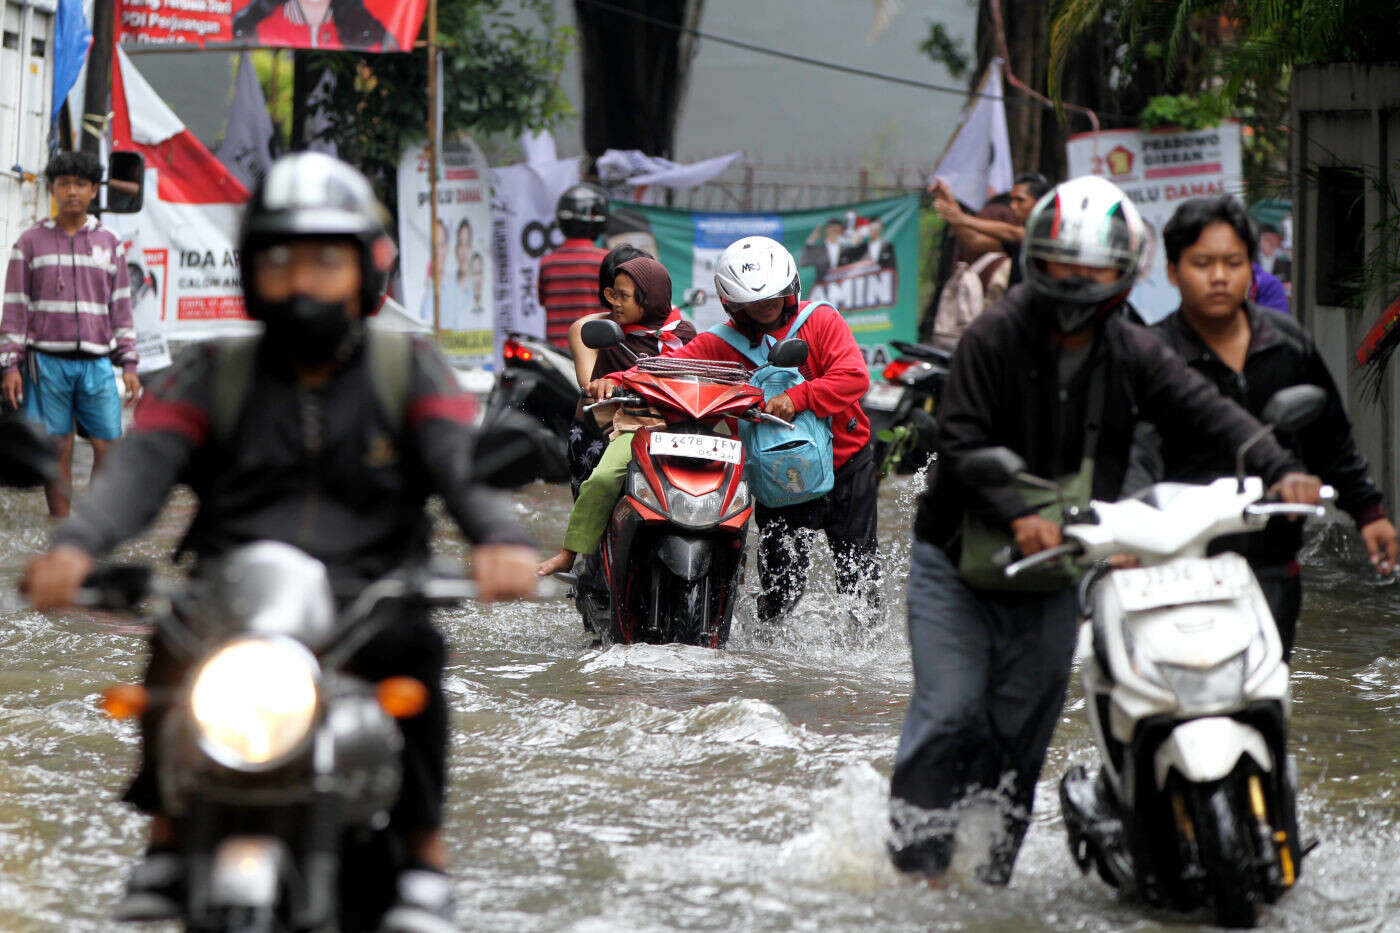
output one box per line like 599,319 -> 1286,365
709,302 -> 836,508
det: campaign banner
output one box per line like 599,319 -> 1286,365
118,0 -> 426,51
1066,122 -> 1244,323
488,157 -> 581,347
626,194 -> 921,371
117,174 -> 254,342
397,135 -> 494,365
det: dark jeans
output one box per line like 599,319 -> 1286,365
889,540 -> 1079,883
125,608 -> 448,835
754,445 -> 880,623
1255,562 -> 1303,663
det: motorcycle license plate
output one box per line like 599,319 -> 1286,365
648,432 -> 743,465
1111,554 -> 1253,612
863,384 -> 904,411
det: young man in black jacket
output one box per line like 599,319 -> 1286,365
888,176 -> 1322,886
23,153 -> 537,932
1149,196 -> 1397,657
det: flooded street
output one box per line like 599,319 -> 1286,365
2,460 -> 1399,931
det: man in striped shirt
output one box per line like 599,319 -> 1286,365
1,151 -> 140,517
539,184 -> 609,348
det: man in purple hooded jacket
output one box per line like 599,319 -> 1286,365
1,151 -> 141,517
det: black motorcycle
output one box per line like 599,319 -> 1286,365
85,549 -> 498,932
861,340 -> 949,479
482,331 -> 577,483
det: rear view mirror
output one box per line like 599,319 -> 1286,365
579,319 -> 624,350
767,338 -> 809,368
1261,385 -> 1326,434
105,151 -> 145,213
957,447 -> 1026,487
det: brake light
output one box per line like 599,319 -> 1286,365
517,347 -> 533,361
502,340 -> 518,360
883,359 -> 916,382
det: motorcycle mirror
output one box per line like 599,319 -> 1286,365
1261,385 -> 1327,434
1235,385 -> 1329,489
472,409 -> 564,488
957,447 -> 1027,487
767,338 -> 809,368
0,413 -> 56,487
579,319 -> 625,349
104,151 -> 145,214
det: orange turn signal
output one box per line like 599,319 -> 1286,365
101,684 -> 148,720
376,677 -> 429,719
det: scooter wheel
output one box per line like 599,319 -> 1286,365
1193,782 -> 1260,928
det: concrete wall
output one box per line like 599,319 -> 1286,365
1291,64 -> 1400,512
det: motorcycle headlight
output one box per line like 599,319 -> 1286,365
628,469 -> 661,510
665,487 -> 725,528
189,637 -> 320,770
1155,651 -> 1247,709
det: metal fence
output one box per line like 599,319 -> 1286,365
648,158 -> 934,212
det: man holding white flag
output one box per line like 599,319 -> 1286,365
929,60 -> 1014,211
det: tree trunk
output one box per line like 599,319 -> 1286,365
573,0 -> 703,161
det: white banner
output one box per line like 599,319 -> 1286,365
115,170 -> 254,350
1066,122 -> 1244,323
488,156 -> 581,345
396,134 -> 495,364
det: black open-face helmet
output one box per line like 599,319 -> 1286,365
555,183 -> 609,240
238,152 -> 396,318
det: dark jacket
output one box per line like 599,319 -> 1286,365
1150,302 -> 1384,566
53,333 -> 530,594
913,285 -> 1303,549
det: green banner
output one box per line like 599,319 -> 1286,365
622,194 -> 920,371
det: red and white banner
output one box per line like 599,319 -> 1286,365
112,48 -> 255,344
119,0 -> 427,52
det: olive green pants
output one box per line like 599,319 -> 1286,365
563,434 -> 635,554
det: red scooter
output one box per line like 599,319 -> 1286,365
568,319 -> 806,647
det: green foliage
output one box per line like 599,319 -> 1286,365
918,21 -> 970,79
918,207 -> 946,319
305,0 -> 574,212
1138,93 -> 1229,131
248,51 -> 292,148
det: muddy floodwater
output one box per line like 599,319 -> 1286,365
1,456 -> 1399,931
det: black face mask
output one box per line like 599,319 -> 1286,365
255,294 -> 359,365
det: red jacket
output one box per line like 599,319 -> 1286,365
661,301 -> 871,468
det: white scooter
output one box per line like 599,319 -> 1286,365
960,385 -> 1329,928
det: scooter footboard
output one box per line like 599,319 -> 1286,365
1152,717 -> 1273,790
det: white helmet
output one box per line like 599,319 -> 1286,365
713,236 -> 800,313
1021,175 -> 1146,331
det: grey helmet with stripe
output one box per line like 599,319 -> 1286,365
1021,175 -> 1146,332
239,151 -> 396,319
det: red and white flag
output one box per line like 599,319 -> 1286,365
111,48 -> 254,339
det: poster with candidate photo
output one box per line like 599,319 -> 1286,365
397,135 -> 495,366
119,0 -> 427,51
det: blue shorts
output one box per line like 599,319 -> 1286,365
20,352 -> 123,440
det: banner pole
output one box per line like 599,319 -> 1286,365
427,0 -> 441,336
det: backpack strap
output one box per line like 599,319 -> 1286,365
209,328 -> 416,447
210,336 -> 261,448
365,325 -> 414,437
707,301 -> 835,365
